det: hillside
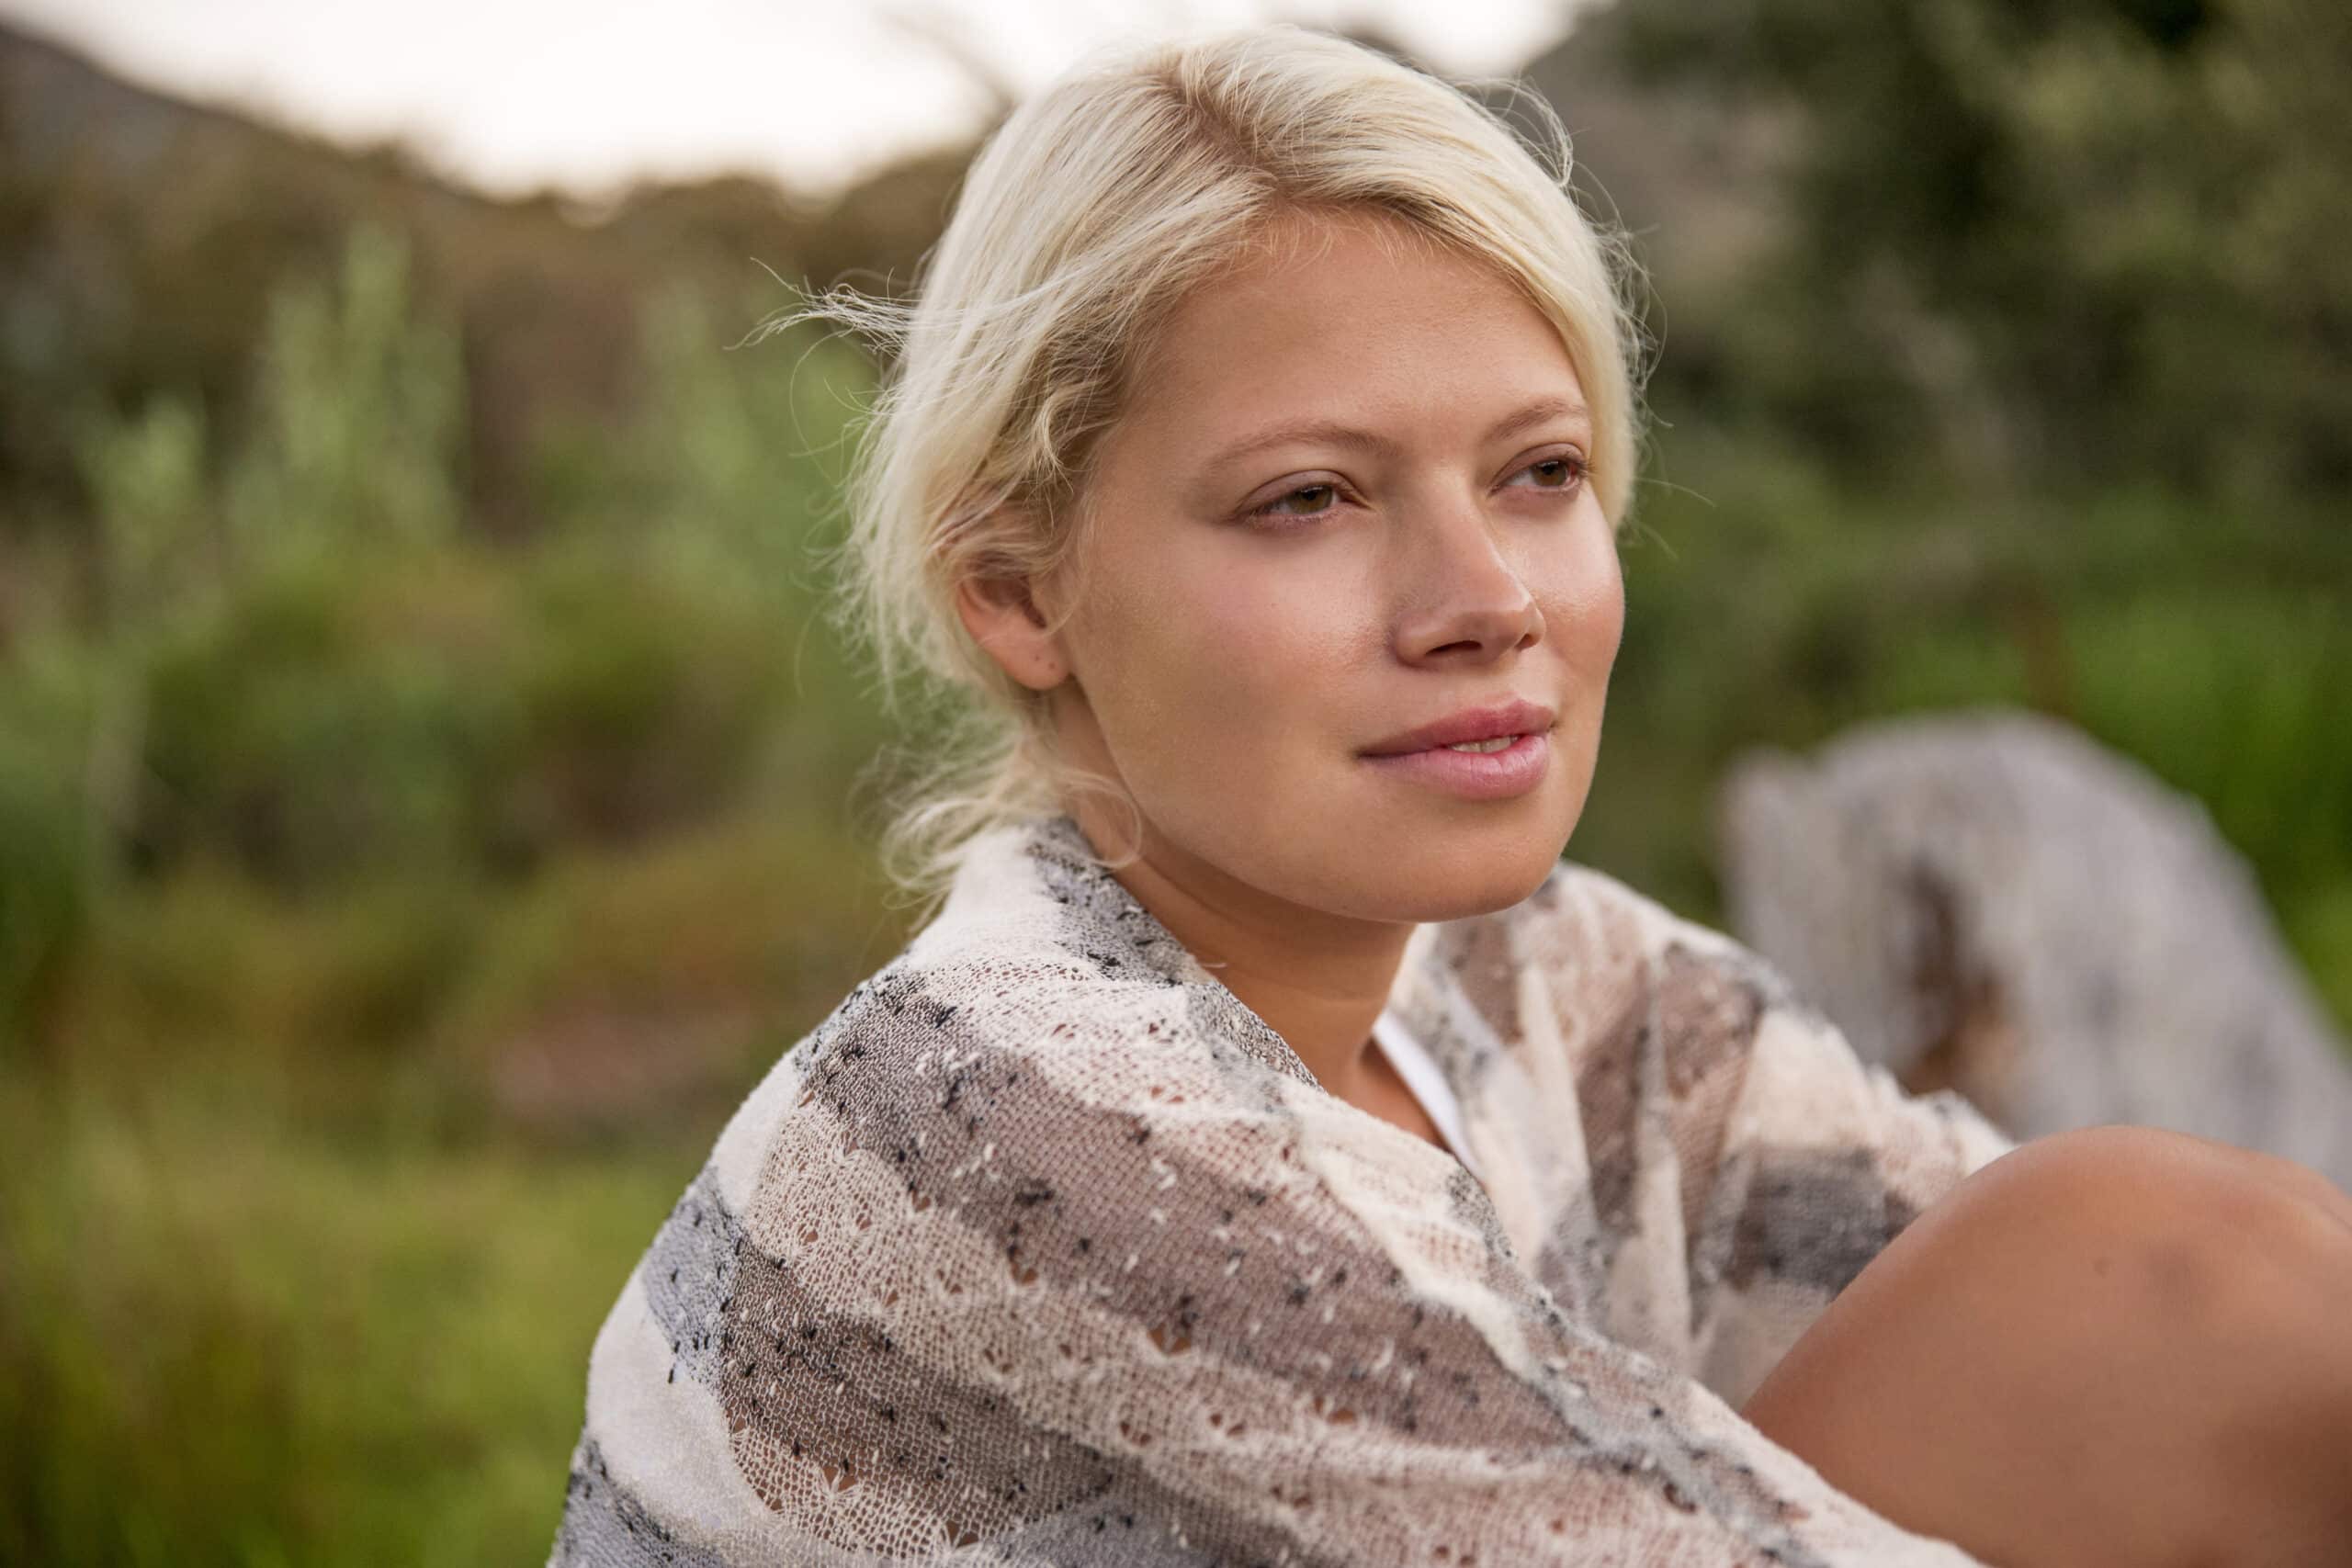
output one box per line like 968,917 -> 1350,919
0,18 -> 970,540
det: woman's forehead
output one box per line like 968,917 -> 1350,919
1115,214 -> 1580,444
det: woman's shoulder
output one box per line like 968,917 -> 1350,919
688,816 -> 1323,1191
1498,855 -> 1829,1031
1518,855 -> 2018,1185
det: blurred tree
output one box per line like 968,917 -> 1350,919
67,391 -> 214,900
1574,0 -> 2352,506
223,225 -> 466,567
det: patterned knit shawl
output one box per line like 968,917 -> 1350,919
548,811 -> 2017,1565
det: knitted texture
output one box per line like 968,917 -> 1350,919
548,811 -> 2018,1565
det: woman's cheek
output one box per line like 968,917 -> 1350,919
1547,540 -> 1623,673
1183,576 -> 1300,685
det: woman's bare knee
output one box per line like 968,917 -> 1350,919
2150,1125 -> 2352,1243
1739,1124 -> 2352,1568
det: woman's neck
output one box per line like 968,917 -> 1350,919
1066,798 -> 1416,1100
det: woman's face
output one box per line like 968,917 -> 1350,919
1026,208 -> 1624,925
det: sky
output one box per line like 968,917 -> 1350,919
2,0 -> 1586,201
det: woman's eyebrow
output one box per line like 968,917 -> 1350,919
1204,395 -> 1593,472
1487,394 -> 1592,446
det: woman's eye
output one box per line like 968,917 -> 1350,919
1243,457 -> 1583,529
1509,454 -> 1588,491
1250,482 -> 1340,521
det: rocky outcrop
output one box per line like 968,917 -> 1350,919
1717,706 -> 2352,1187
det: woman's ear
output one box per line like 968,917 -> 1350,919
955,570 -> 1067,692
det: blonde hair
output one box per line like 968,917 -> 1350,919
785,24 -> 1652,914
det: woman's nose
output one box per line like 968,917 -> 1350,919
1392,501 -> 1541,663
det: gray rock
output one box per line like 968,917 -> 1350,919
1716,706 -> 2352,1187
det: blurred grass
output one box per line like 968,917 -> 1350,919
0,1077 -> 692,1566
0,806 -> 899,1566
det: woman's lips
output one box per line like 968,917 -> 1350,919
1357,728 -> 1550,800
1359,697 -> 1555,757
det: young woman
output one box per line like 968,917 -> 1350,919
548,27 -> 2352,1567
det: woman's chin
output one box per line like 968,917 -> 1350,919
1298,816 -> 1575,924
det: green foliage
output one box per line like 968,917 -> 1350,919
223,224 -> 466,568
491,536 -> 794,860
0,737 -> 85,1052
30,236 -> 876,897
72,395 -> 216,631
526,287 -> 893,795
1605,0 -> 2352,502
0,1077 -> 696,1568
134,553 -> 493,886
1577,447 -> 2352,974
0,208 -> 911,1563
